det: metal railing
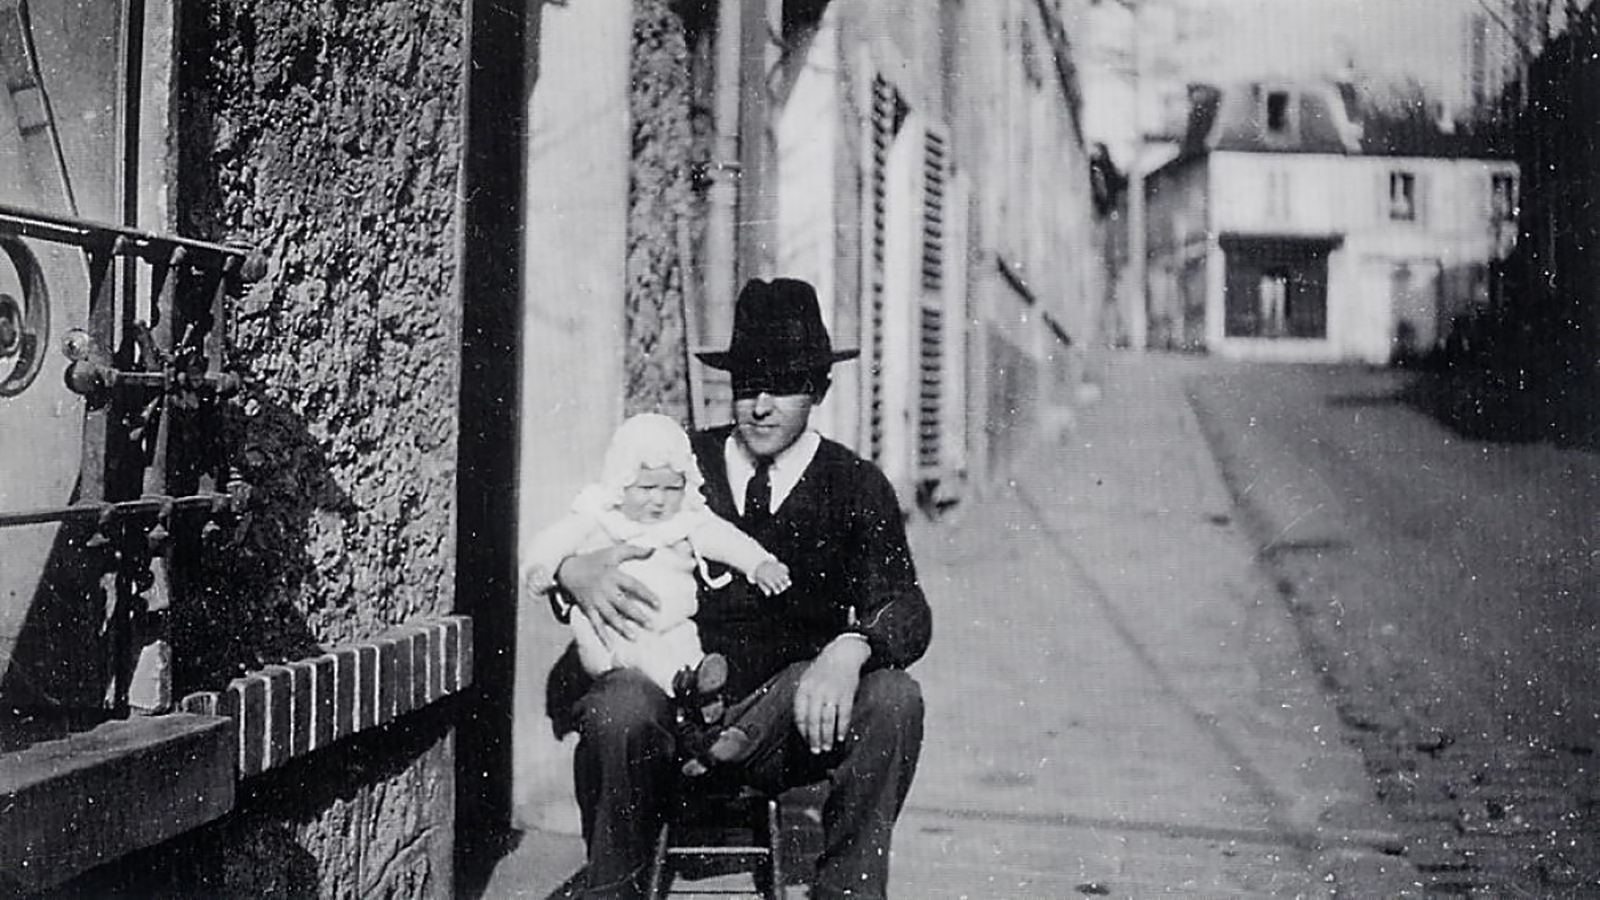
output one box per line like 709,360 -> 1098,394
0,201 -> 263,713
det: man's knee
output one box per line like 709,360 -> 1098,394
578,669 -> 674,745
855,668 -> 924,735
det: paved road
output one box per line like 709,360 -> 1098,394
1191,362 -> 1600,896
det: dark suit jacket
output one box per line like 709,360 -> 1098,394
691,426 -> 932,700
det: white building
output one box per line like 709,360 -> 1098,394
1142,79 -> 1518,364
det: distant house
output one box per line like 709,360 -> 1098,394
1141,79 -> 1518,363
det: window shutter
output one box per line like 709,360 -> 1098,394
921,129 -> 947,292
917,305 -> 944,472
866,74 -> 899,463
917,126 -> 949,475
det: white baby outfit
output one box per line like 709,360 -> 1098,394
523,414 -> 777,692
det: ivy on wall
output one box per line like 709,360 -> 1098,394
625,0 -> 694,424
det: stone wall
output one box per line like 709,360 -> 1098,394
174,0 -> 464,676
58,1 -> 470,895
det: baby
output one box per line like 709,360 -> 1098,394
522,413 -> 789,771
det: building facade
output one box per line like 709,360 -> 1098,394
1143,79 -> 1518,364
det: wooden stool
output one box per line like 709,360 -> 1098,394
645,783 -> 784,899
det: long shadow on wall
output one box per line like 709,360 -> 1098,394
0,402 -> 338,696
1,369 -> 327,749
173,395 -> 342,691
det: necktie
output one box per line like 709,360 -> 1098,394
744,458 -> 773,526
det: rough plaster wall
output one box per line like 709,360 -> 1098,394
129,1 -> 464,895
175,0 -> 463,682
625,0 -> 694,421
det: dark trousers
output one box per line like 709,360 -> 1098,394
571,661 -> 924,900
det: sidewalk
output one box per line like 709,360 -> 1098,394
892,352 -> 1410,898
476,352 -> 1413,899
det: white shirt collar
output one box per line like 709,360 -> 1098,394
724,430 -> 821,516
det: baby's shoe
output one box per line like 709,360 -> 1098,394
681,726 -> 753,777
672,653 -> 729,727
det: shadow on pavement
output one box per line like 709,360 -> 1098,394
1324,365 -> 1599,451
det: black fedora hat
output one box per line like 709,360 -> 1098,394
696,278 -> 859,375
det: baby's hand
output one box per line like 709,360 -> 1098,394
519,566 -> 550,603
752,559 -> 792,596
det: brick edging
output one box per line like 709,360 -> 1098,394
178,615 -> 472,778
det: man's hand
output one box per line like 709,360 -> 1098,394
556,544 -> 661,641
794,637 -> 871,754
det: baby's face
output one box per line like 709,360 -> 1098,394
620,465 -> 687,523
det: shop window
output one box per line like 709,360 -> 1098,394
1258,270 -> 1290,337
1221,235 -> 1336,340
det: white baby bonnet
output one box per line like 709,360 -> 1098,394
592,413 -> 707,512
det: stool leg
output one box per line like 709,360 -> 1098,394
763,797 -> 783,900
646,821 -> 671,899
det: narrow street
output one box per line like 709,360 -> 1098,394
1191,361 -> 1600,896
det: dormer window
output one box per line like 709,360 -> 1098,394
1266,91 -> 1292,135
1259,88 -> 1298,144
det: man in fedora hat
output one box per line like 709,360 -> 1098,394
548,277 -> 932,899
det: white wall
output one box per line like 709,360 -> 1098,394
877,114 -> 921,499
776,9 -> 851,444
512,0 -> 632,832
1205,150 -> 1517,363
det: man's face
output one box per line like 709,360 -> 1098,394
619,465 -> 687,523
732,371 -> 818,460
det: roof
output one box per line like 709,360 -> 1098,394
1174,78 -> 1513,162
1356,114 -> 1511,158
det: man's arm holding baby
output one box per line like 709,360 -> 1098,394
553,544 -> 662,639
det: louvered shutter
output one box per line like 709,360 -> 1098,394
864,75 -> 900,463
917,127 -> 949,475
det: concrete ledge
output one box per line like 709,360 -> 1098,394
0,712 -> 235,893
196,615 -> 472,780
0,616 -> 471,892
